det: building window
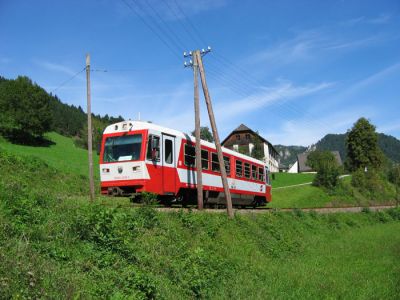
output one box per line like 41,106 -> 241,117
201,149 -> 209,170
236,134 -> 240,141
236,160 -> 243,177
245,133 -> 250,140
184,144 -> 195,166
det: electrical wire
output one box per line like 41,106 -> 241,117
50,67 -> 85,94
121,0 -> 182,61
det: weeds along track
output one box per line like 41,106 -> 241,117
153,205 -> 397,214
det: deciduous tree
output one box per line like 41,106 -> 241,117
346,118 -> 384,171
191,126 -> 214,143
307,150 -> 340,189
0,76 -> 52,137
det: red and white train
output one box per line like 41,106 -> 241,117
99,121 -> 272,207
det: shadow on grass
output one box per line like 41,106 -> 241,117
0,129 -> 55,147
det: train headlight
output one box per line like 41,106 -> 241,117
132,166 -> 140,172
102,168 -> 110,173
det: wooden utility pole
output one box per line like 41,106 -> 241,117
86,54 -> 95,201
193,50 -> 203,210
195,50 -> 234,218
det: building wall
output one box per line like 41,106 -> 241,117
288,161 -> 298,173
223,131 -> 280,172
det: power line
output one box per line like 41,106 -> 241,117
120,0 -> 181,61
143,0 -> 188,50
171,0 -> 208,46
50,67 -> 85,94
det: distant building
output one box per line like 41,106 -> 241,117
221,124 -> 280,172
288,151 -> 342,173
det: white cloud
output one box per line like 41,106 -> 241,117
215,81 -> 333,120
33,60 -> 82,77
377,122 -> 400,135
368,13 -> 391,24
0,57 -> 11,64
248,28 -> 397,67
262,108 -> 373,146
340,14 -> 392,26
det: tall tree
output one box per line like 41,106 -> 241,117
346,118 -> 384,171
191,126 -> 214,142
0,76 -> 52,137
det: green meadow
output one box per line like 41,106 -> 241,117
0,135 -> 399,298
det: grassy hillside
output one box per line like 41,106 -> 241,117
1,149 -> 400,298
0,132 -> 99,179
271,172 -> 315,188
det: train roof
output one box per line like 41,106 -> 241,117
103,120 -> 266,166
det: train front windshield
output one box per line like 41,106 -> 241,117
103,134 -> 142,162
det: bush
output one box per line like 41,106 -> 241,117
351,168 -> 396,201
307,150 -> 341,189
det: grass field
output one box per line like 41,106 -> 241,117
0,132 -> 99,179
1,145 -> 399,298
271,172 -> 315,188
270,184 -> 331,208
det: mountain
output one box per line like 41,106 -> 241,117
274,145 -> 307,167
314,133 -> 400,163
275,132 -> 400,167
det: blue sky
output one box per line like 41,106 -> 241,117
1,0 -> 399,145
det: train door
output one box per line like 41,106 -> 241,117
162,134 -> 176,194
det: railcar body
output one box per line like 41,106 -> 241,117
99,121 -> 272,206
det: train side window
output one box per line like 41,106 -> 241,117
244,163 -> 251,178
265,167 -> 270,185
258,167 -> 264,181
201,149 -> 209,170
165,139 -> 173,164
184,144 -> 195,166
211,153 -> 220,172
223,156 -> 230,175
251,165 -> 257,180
146,135 -> 160,161
236,160 -> 243,177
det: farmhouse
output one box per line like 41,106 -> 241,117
288,151 -> 342,173
221,124 -> 280,172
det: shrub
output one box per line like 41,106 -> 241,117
307,150 -> 341,189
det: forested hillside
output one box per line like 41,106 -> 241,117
274,145 -> 307,167
0,75 -> 123,151
275,132 -> 400,167
314,133 -> 400,163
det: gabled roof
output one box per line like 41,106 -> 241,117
233,124 -> 252,132
221,123 -> 279,156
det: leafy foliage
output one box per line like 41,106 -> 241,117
0,75 -> 123,149
307,150 -> 341,189
0,76 -> 52,138
308,132 -> 400,164
250,131 -> 264,160
346,118 -> 384,171
191,126 -> 214,142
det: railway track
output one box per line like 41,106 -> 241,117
154,205 -> 397,214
